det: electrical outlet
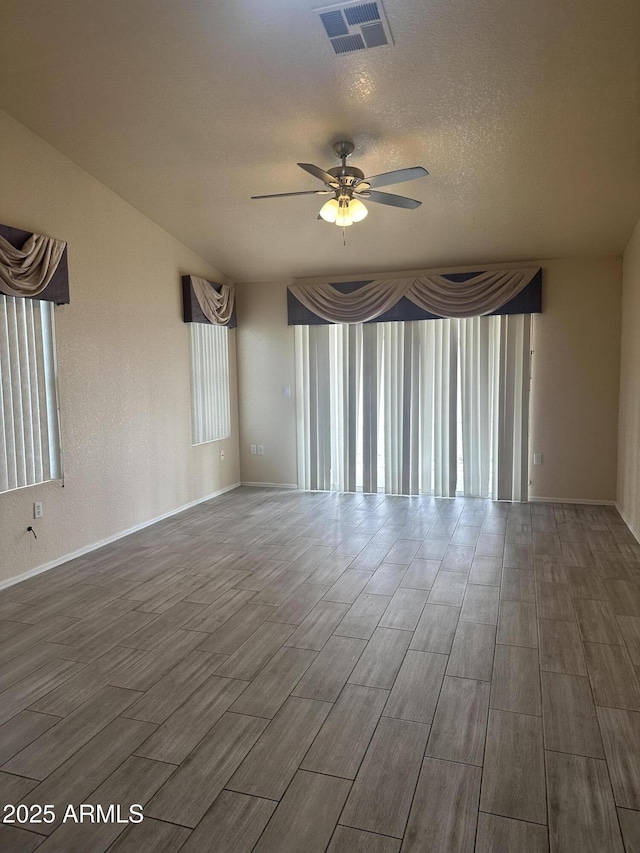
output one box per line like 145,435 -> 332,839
257,445 -> 264,456
533,453 -> 543,466
34,501 -> 43,519
250,444 -> 257,455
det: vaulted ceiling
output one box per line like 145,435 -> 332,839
1,0 -> 639,281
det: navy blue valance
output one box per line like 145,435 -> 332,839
288,268 -> 542,326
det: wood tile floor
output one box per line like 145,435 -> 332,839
1,488 -> 640,852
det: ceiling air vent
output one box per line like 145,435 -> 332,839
315,1 -> 394,55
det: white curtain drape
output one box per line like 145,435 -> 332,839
492,314 -> 531,501
289,268 -> 539,323
0,233 -> 66,298
189,323 -> 231,445
0,295 -> 62,493
295,315 -> 531,500
459,316 -> 493,498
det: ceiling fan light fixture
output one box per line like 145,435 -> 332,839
348,197 -> 368,222
335,210 -> 354,227
335,199 -> 354,227
319,198 -> 340,222
253,141 -> 428,230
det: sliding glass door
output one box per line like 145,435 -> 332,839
295,315 -> 531,500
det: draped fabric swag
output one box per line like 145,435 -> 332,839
295,315 -> 531,501
0,232 -> 67,299
190,276 -> 235,326
289,268 -> 539,323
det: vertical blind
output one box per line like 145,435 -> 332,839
295,315 -> 531,501
0,294 -> 61,493
189,322 -> 231,445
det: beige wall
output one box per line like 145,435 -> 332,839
0,111 -> 240,585
236,281 -> 297,487
528,258 -> 621,502
237,258 -> 622,503
618,218 -> 640,538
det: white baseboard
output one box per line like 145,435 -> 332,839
0,482 -> 242,591
615,503 -> 640,544
529,496 -> 617,506
241,482 -> 298,490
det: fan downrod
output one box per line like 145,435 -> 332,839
328,141 -> 364,185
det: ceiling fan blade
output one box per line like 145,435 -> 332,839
297,163 -> 340,186
364,166 -> 429,190
362,190 -> 422,209
251,190 -> 331,199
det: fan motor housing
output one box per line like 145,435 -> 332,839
327,165 -> 365,185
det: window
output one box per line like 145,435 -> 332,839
189,322 -> 231,445
0,295 -> 62,493
295,315 -> 531,501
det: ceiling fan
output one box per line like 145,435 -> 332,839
251,141 -> 429,227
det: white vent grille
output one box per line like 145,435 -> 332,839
315,1 -> 394,55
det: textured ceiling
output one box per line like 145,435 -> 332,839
1,0 -> 639,281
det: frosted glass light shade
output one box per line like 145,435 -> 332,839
319,198 -> 339,223
348,198 -> 368,222
335,203 -> 354,226
320,196 -> 367,227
